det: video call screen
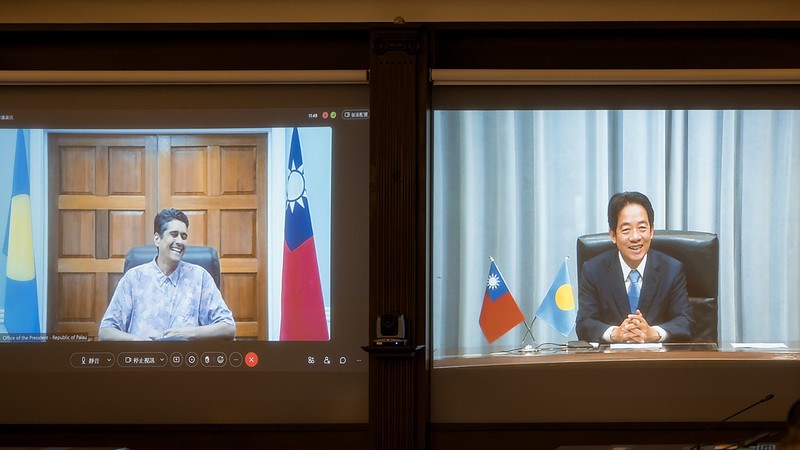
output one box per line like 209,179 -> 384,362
432,85 -> 800,358
428,85 -> 800,426
0,84 -> 369,424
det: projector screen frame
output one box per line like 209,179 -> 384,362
1,19 -> 800,450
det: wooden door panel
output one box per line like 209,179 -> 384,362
56,269 -> 110,336
59,210 -> 96,257
159,134 -> 266,340
49,133 -> 266,340
58,273 -> 95,321
171,147 -> 208,195
59,147 -> 96,194
220,146 -> 257,194
108,210 -> 148,258
222,274 -> 257,321
183,210 -> 209,246
219,209 -> 257,257
108,147 -> 147,195
49,134 -> 157,338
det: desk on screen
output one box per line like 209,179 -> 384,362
432,343 -> 800,424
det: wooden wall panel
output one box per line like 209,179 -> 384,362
108,210 -> 147,258
95,146 -> 109,197
50,133 -> 264,340
50,134 -> 158,339
221,273 -> 257,322
109,147 -> 146,195
95,210 -> 109,260
221,146 -> 257,195
171,148 -> 208,195
183,210 -> 209,246
219,209 -> 256,257
58,195 -> 146,210
160,134 -> 266,340
60,147 -> 96,194
208,145 -> 222,197
58,259 -> 124,273
58,273 -> 96,321
60,210 -> 96,258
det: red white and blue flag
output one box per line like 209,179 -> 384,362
479,257 -> 525,343
4,129 -> 40,334
280,128 -> 329,341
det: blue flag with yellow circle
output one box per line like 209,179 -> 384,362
3,129 -> 40,334
535,259 -> 576,336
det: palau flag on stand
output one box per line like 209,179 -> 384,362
280,128 -> 329,341
479,257 -> 525,343
3,129 -> 40,334
535,259 -> 577,337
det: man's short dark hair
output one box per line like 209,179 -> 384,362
607,191 -> 654,231
154,208 -> 189,236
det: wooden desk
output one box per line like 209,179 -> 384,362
434,343 -> 800,369
432,344 -> 800,423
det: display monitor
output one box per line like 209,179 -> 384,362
430,85 -> 800,424
0,84 -> 369,424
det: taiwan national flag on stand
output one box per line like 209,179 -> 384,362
479,258 -> 525,343
535,259 -> 577,336
280,128 -> 329,341
4,129 -> 40,334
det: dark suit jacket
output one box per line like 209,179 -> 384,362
576,249 -> 693,342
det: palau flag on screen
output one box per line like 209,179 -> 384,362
3,129 -> 40,334
279,128 -> 329,341
479,258 -> 525,343
535,259 -> 577,337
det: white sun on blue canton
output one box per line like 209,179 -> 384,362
286,160 -> 307,212
487,273 -> 501,290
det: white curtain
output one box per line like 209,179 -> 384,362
432,110 -> 800,357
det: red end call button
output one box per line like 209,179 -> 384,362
245,351 -> 258,368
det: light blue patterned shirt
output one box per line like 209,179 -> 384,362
99,259 -> 235,339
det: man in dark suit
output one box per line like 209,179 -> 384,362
576,192 -> 693,343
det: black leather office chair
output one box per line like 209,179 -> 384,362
576,230 -> 719,342
123,245 -> 222,289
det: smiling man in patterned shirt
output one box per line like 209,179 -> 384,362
99,208 -> 236,341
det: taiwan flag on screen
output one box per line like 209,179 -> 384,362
479,258 -> 525,343
3,129 -> 40,334
279,128 -> 329,341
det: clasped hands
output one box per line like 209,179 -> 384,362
610,310 -> 661,343
151,327 -> 196,341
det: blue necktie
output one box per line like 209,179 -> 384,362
628,269 -> 641,313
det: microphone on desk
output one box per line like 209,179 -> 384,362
691,393 -> 775,450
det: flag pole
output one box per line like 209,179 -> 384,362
487,255 -> 535,347
520,316 -> 536,350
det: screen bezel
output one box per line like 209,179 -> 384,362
0,83 -> 371,425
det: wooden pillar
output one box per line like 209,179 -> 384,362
366,25 -> 429,450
